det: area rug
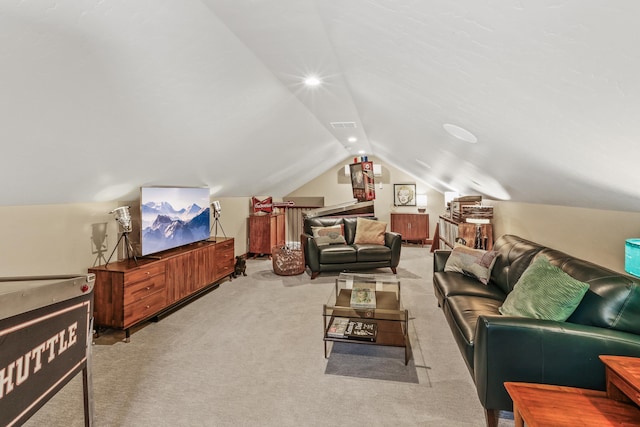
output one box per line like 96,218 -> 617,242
324,341 -> 420,383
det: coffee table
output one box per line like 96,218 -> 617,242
322,272 -> 410,365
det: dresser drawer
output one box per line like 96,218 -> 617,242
124,263 -> 165,285
124,273 -> 166,302
124,291 -> 167,327
217,239 -> 234,251
217,247 -> 234,278
218,247 -> 234,266
217,259 -> 234,278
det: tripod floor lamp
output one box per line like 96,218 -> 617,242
106,206 -> 138,266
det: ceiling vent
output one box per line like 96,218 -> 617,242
330,121 -> 357,129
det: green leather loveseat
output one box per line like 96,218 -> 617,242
302,216 -> 401,279
433,234 -> 640,427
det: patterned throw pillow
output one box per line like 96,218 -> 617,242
353,217 -> 386,245
499,255 -> 590,321
444,243 -> 498,285
312,225 -> 346,246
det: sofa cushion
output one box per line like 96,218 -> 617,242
312,224 -> 346,246
355,244 -> 391,262
534,248 -> 640,334
444,244 -> 498,285
489,235 -> 546,294
444,295 -> 504,373
433,271 -> 507,307
499,256 -> 590,321
318,245 -> 357,264
567,279 -> 640,334
354,217 -> 386,245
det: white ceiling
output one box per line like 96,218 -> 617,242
2,1 -> 640,211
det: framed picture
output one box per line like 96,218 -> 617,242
394,184 -> 416,206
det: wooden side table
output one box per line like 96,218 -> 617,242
600,355 -> 640,405
504,382 -> 640,427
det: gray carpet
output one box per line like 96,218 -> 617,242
324,342 -> 419,383
25,245 -> 514,427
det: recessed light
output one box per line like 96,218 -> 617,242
358,150 -> 366,155
348,137 -> 357,143
304,76 -> 321,87
443,123 -> 477,143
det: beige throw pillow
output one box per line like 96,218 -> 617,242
444,244 -> 498,285
312,225 -> 346,246
354,217 -> 386,245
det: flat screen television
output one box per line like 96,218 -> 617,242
138,186 -> 211,256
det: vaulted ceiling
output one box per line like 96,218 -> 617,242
2,1 -> 640,211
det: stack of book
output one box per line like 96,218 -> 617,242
350,287 -> 376,309
326,317 -> 377,342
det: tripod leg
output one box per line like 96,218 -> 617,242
105,233 -> 126,266
217,220 -> 227,238
123,233 -> 138,265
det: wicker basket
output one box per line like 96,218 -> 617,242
272,245 -> 305,276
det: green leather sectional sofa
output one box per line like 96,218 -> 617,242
433,234 -> 640,427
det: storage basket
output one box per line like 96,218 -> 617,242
272,245 -> 305,276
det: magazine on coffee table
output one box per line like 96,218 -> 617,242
344,319 -> 377,342
327,317 -> 350,338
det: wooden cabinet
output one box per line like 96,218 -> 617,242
390,213 -> 430,245
437,216 -> 493,250
248,212 -> 285,257
90,238 -> 234,340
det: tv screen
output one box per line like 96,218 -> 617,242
139,186 -> 211,256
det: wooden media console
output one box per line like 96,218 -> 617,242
89,238 -> 234,341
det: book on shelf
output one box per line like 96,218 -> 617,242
344,319 -> 377,342
350,287 -> 376,309
327,317 -> 350,338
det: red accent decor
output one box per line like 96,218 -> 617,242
252,196 -> 273,213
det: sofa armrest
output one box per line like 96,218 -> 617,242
473,314 -> 640,411
433,250 -> 451,272
301,233 -> 320,271
385,232 -> 402,268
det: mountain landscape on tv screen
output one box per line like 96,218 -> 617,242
141,201 -> 210,255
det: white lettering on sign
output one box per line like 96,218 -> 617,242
0,321 -> 78,399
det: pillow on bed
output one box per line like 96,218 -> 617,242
444,244 -> 498,285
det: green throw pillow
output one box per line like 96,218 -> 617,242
444,244 -> 498,285
499,255 -> 590,321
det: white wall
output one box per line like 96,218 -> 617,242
286,156 -> 446,238
0,198 -> 255,277
489,200 -> 640,274
1,170 -> 638,278
0,202 -> 118,276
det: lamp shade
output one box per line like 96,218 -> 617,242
625,239 -> 640,277
416,194 -> 428,207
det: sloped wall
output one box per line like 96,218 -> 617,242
490,200 -> 640,274
285,156 -> 446,238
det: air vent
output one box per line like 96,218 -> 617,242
330,122 -> 357,129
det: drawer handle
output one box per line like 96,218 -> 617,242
146,305 -> 150,309
146,272 -> 150,275
146,286 -> 150,290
